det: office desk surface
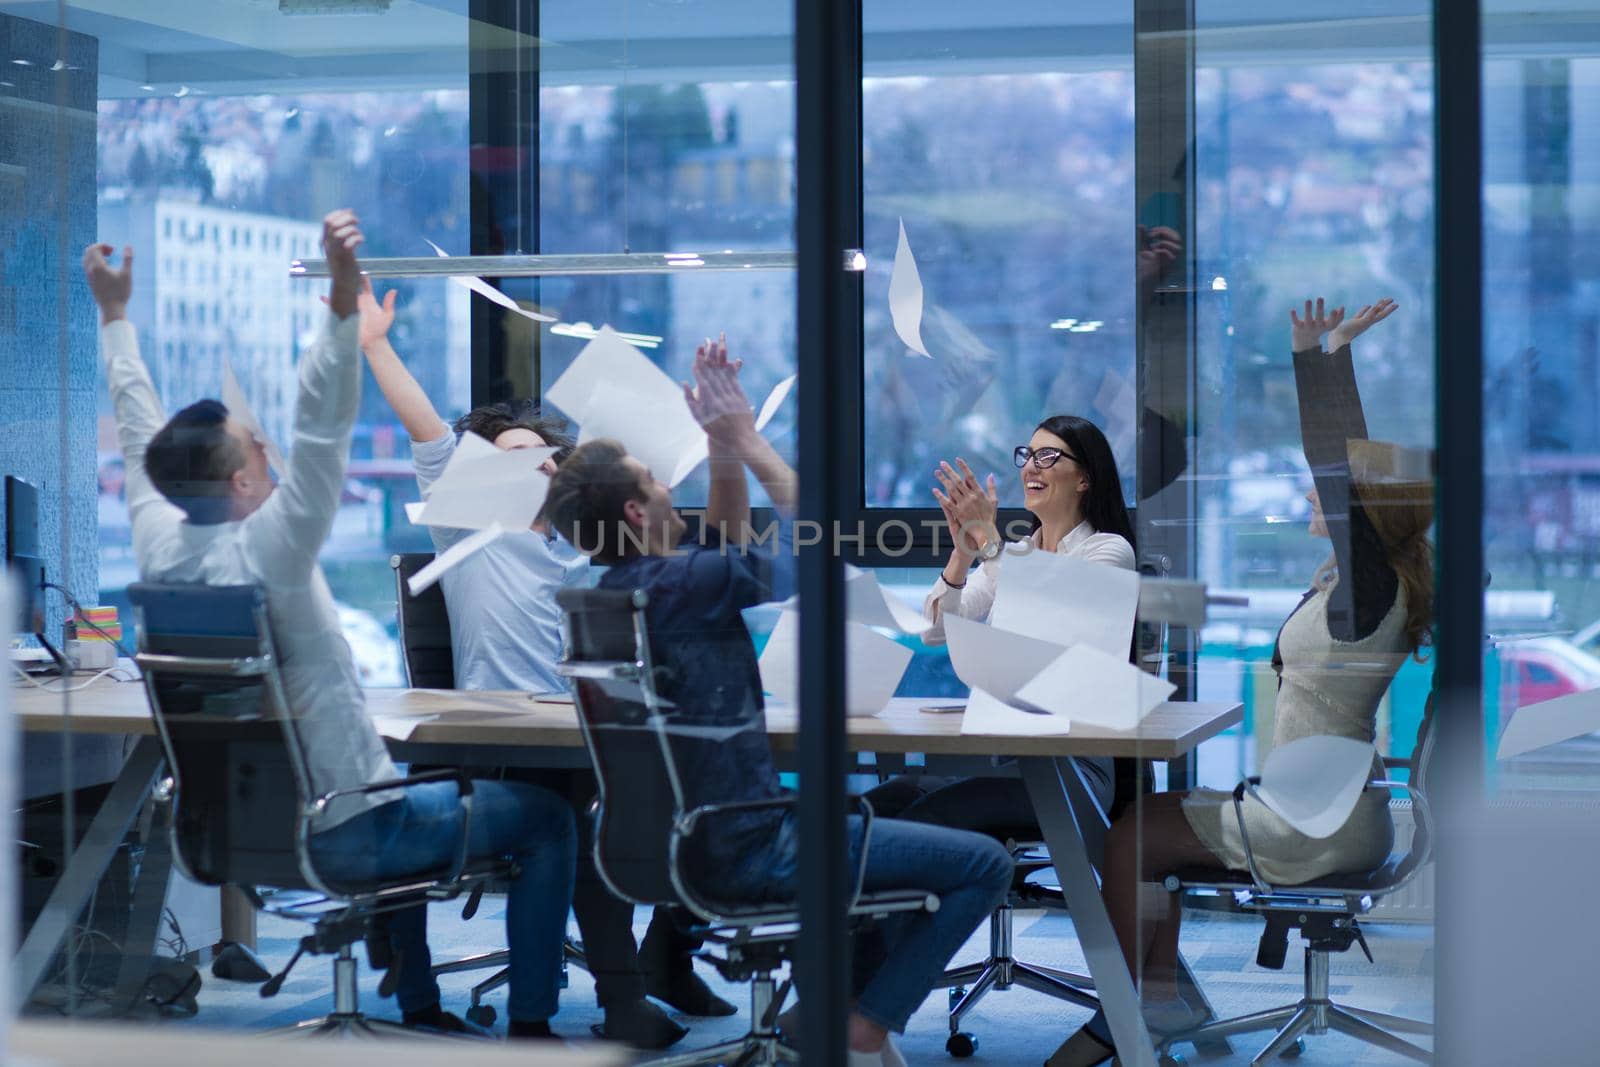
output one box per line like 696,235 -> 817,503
12,678 -> 1241,761
9,1020 -> 629,1066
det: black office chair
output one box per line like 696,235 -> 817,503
130,581 -> 507,1038
556,586 -> 940,1067
1157,692 -> 1440,1066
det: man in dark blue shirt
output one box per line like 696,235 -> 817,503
545,339 -> 1013,1066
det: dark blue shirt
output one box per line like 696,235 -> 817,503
598,526 -> 794,884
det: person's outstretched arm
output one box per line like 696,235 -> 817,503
244,210 -> 367,578
357,281 -> 451,444
1290,297 -> 1399,641
85,242 -> 185,571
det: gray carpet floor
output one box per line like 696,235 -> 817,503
167,900 -> 1434,1065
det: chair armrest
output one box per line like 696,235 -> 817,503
1230,777 -> 1277,895
309,767 -> 476,885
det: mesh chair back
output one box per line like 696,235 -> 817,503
556,586 -> 687,908
131,583 -> 313,889
391,552 -> 456,688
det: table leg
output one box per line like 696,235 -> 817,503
13,735 -> 164,1011
1021,755 -> 1156,1067
110,796 -> 176,1012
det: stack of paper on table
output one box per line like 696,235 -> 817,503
545,326 -> 797,489
947,550 -> 1174,736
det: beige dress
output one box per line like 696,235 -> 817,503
1182,580 -> 1404,884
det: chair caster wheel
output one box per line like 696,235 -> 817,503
1159,1056 -> 1187,1067
948,986 -> 966,1009
466,1004 -> 497,1027
1281,1037 -> 1306,1058
946,1032 -> 977,1058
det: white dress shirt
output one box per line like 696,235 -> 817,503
921,519 -> 1136,645
102,312 -> 399,829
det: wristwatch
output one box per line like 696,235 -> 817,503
976,538 -> 1003,562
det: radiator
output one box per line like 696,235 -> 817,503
1368,798 -> 1434,923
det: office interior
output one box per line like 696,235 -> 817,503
3,0 -> 1599,1064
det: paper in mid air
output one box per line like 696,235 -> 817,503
943,615 -> 1070,711
424,238 -> 556,323
407,523 -> 506,595
1252,735 -> 1378,839
755,374 -> 797,432
990,548 -> 1141,661
772,566 -> 931,636
758,611 -> 913,717
888,218 -> 931,358
959,687 -> 1072,737
1497,687 -> 1600,760
1014,642 -> 1175,729
221,361 -> 287,477
408,433 -> 554,532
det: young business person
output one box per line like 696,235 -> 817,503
1048,298 -> 1435,1067
87,215 -> 577,1041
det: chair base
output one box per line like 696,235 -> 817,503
642,967 -> 797,1066
272,1013 -> 444,1039
944,902 -> 1099,1042
1162,948 -> 1431,1066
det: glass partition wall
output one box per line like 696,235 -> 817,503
6,0 -> 1597,1063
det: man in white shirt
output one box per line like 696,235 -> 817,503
357,285 -> 726,1046
86,215 -> 577,1039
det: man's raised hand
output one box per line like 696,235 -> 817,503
322,209 -> 365,319
83,243 -> 133,325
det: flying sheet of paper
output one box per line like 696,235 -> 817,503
888,218 -> 931,357
407,523 -> 506,595
758,611 -> 913,717
755,374 -> 797,432
1497,687 -> 1600,760
990,549 -> 1140,661
424,238 -> 556,322
221,361 -> 287,477
410,435 -> 555,531
546,326 -> 710,487
943,614 -> 1069,710
1253,735 -> 1377,839
772,566 -> 931,635
1014,642 -> 1176,727
959,687 -> 1072,737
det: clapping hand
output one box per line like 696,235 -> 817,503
682,333 -> 755,443
933,458 -> 999,558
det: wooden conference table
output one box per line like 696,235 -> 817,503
14,680 -> 1241,1067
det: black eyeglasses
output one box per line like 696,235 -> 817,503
1014,445 -> 1077,470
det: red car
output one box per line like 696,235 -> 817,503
1499,637 -> 1600,709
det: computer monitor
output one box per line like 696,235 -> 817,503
5,475 -> 67,672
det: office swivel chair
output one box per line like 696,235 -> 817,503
1157,690 -> 1440,1067
130,582 -> 508,1037
389,552 -> 583,1026
557,586 -> 940,1067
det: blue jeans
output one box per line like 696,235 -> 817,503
307,779 -> 576,1023
720,812 -> 1013,1033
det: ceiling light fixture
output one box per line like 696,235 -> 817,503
279,0 -> 392,14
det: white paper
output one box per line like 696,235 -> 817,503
943,614 -> 1069,710
1497,687 -> 1600,760
990,548 -> 1140,661
772,566 -> 932,636
888,218 -> 931,357
1254,735 -> 1377,839
424,238 -> 557,322
411,436 -> 555,532
758,612 -> 913,717
755,374 -> 797,432
405,501 -> 426,524
407,523 -> 506,595
959,687 -> 1072,737
546,326 -> 710,487
1014,642 -> 1176,727
371,714 -> 437,742
221,361 -> 287,476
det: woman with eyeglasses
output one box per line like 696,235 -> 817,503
862,415 -> 1136,828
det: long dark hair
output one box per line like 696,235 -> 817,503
1027,414 -> 1135,549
